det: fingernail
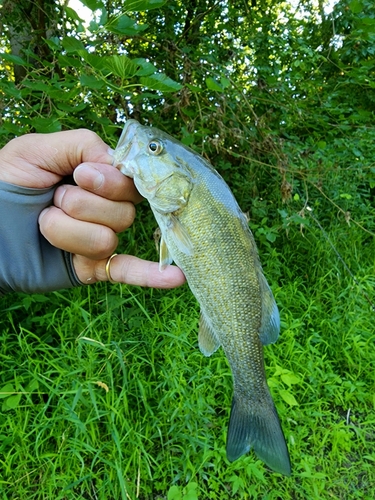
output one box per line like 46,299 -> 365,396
38,206 -> 52,224
74,164 -> 104,191
54,185 -> 66,207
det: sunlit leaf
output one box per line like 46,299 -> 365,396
4,394 -> 22,410
61,36 -> 86,53
140,73 -> 182,92
105,14 -> 148,35
279,389 -> 298,407
0,383 -> 14,399
104,55 -> 139,78
80,0 -> 105,10
134,58 -> 157,76
205,77 -> 223,92
124,0 -> 167,11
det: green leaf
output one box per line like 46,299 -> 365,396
124,0 -> 167,11
64,6 -> 84,22
5,394 -> 22,410
184,482 -> 199,500
167,485 -> 182,500
205,77 -> 223,92
0,52 -> 27,66
185,83 -> 203,92
25,380 -> 39,393
134,58 -> 157,76
281,373 -> 300,388
106,14 -> 148,35
80,73 -> 104,89
104,55 -> 139,78
44,37 -> 61,51
140,73 -> 182,92
279,389 -> 298,407
84,53 -> 107,71
349,0 -> 364,13
0,384 -> 14,399
220,76 -> 231,88
61,36 -> 86,53
80,0 -> 105,10
31,117 -> 62,133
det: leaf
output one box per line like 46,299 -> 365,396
140,73 -> 182,92
5,394 -> 22,409
104,55 -> 139,78
281,372 -> 300,388
134,58 -> 157,76
185,83 -> 203,92
84,53 -> 108,71
0,383 -> 14,399
349,0 -> 364,13
64,6 -> 84,22
80,73 -> 104,89
31,117 -> 62,133
25,380 -> 39,393
220,76 -> 231,88
0,52 -> 28,66
80,0 -> 105,10
167,485 -> 182,500
61,36 -> 86,53
105,14 -> 148,35
279,389 -> 298,407
124,0 -> 167,11
205,77 -> 223,92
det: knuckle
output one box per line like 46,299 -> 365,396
90,226 -> 118,259
115,203 -> 136,232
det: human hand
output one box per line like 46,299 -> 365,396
0,129 -> 186,292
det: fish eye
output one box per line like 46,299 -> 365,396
148,140 -> 163,155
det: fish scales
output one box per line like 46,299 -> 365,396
113,119 -> 291,476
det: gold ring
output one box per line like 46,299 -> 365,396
105,253 -> 118,284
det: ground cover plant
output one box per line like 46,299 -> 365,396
1,0 -> 375,498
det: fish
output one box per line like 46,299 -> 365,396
112,119 -> 291,476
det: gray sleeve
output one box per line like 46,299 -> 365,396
0,180 -> 83,294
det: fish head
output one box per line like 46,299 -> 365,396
113,120 -> 194,214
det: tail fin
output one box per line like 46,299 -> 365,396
226,397 -> 291,476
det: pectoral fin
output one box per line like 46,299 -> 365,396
168,215 -> 193,255
257,272 -> 280,345
198,311 -> 221,356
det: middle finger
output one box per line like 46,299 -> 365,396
54,184 -> 136,233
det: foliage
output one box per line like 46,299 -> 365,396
1,0 -> 375,498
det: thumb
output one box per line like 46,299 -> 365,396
0,129 -> 114,188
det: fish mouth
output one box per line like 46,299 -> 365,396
112,119 -> 141,175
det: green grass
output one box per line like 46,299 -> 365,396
0,213 -> 374,499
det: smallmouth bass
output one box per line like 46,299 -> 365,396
113,120 -> 291,476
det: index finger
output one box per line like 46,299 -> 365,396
73,162 -> 143,203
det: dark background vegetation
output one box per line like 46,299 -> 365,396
0,0 -> 374,498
